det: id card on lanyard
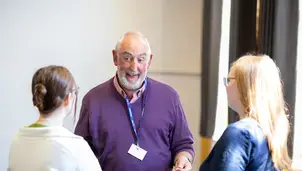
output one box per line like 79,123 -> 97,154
126,80 -> 148,161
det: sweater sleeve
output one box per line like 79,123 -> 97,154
170,95 -> 195,161
74,98 -> 98,156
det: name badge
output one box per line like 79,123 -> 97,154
128,144 -> 147,160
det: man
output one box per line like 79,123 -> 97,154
75,31 -> 194,171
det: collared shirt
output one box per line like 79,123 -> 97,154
113,75 -> 146,103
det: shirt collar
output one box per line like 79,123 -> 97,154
113,75 -> 146,103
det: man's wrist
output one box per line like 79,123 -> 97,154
175,155 -> 191,164
174,151 -> 193,164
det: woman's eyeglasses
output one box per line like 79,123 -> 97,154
71,86 -> 80,96
223,77 -> 235,86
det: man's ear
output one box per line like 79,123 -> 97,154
147,54 -> 153,69
113,50 -> 118,66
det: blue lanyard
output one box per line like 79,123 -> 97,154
125,97 -> 145,147
125,80 -> 147,147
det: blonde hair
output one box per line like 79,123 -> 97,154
231,55 -> 291,169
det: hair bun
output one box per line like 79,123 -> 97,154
33,84 -> 47,110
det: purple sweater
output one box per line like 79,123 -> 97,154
75,77 -> 194,171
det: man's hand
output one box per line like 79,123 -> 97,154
173,155 -> 192,171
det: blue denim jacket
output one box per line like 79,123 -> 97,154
199,118 -> 277,171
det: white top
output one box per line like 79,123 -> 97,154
8,126 -> 101,171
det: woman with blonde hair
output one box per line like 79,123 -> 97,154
199,55 -> 292,171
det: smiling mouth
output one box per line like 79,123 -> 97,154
126,73 -> 140,81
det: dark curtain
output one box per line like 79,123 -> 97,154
200,0 -> 299,159
228,0 -> 258,124
200,0 -> 223,138
259,0 -> 299,157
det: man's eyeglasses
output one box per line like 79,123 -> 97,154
223,77 -> 235,86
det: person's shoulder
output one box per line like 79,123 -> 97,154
57,127 -> 85,140
147,77 -> 179,97
213,120 -> 253,152
226,118 -> 266,143
227,119 -> 255,134
46,126 -> 85,141
14,126 -> 85,152
50,127 -> 89,150
223,122 -> 249,138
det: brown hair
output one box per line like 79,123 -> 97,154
32,65 -> 77,116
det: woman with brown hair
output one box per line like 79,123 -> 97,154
8,65 -> 101,171
199,55 -> 291,171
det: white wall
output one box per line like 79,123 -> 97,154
0,0 -> 202,170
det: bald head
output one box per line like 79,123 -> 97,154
115,31 -> 151,56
